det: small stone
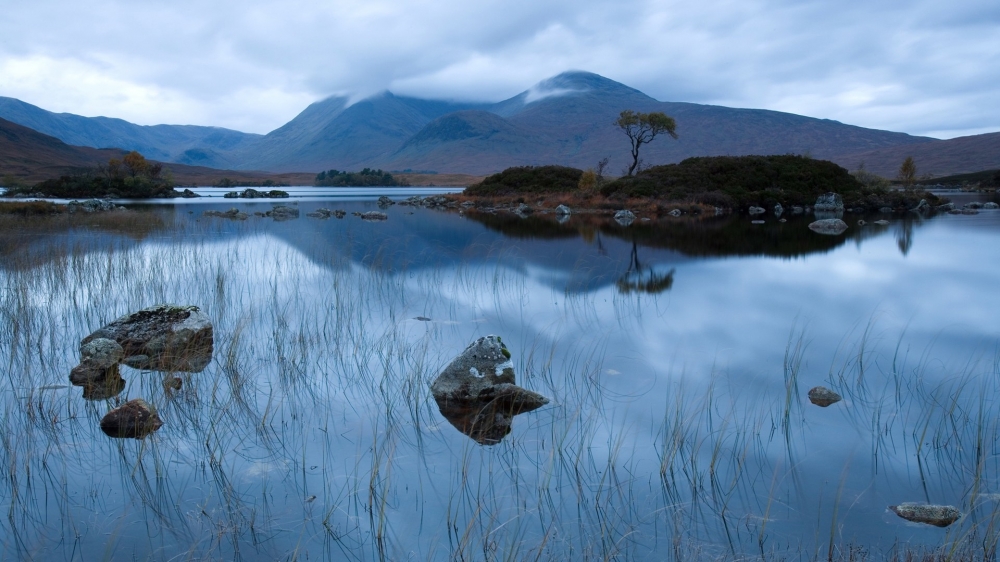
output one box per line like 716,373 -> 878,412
100,398 -> 163,439
808,219 -> 848,235
808,386 -> 842,407
857,219 -> 867,226
668,209 -> 682,217
555,204 -> 572,216
614,210 -> 635,226
889,504 -> 961,527
748,206 -> 765,215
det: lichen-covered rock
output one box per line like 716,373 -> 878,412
808,386 -> 842,407
70,337 -> 125,385
80,304 -> 213,372
614,209 -> 635,226
100,398 -> 163,439
431,336 -> 549,445
814,193 -> 844,213
808,219 -> 849,235
889,503 -> 961,527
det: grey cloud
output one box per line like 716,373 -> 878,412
0,0 -> 996,136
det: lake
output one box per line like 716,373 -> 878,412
2,189 -> 999,560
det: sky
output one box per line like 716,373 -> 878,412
1,0 -> 997,139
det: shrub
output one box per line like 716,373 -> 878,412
465,166 -> 584,196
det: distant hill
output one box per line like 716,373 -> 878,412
0,116 -> 125,181
0,117 -> 312,187
832,132 -> 1000,178
0,96 -> 260,168
6,71 -> 997,176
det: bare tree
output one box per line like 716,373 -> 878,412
615,110 -> 678,176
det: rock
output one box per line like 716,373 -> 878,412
948,209 -> 963,215
791,206 -> 804,215
100,398 -> 163,439
964,202 -> 983,210
556,204 -> 572,216
748,206 -> 765,215
68,199 -> 118,213
857,219 -> 867,226
377,195 -> 395,208
668,209 -> 682,217
814,193 -> 845,213
264,205 -> 299,220
614,209 -> 635,226
204,208 -> 248,220
333,209 -> 346,218
70,338 -> 125,385
514,203 -> 533,216
807,386 -> 842,407
936,203 -> 955,212
359,211 -> 388,221
224,188 -> 289,199
774,203 -> 784,217
874,220 -> 890,226
180,189 -> 200,198
430,335 -> 549,445
910,199 -> 931,213
984,202 -> 999,209
163,377 -> 183,391
306,208 -> 333,219
879,207 -> 894,214
461,201 -> 475,208
80,304 -> 213,372
808,219 -> 849,235
889,504 -> 961,527
80,373 -> 126,401
961,208 -> 979,215
779,218 -> 787,223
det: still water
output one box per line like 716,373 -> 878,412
1,192 -> 999,560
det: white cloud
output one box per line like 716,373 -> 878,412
0,0 -> 996,137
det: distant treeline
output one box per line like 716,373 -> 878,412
8,151 -> 178,199
314,168 -> 408,187
215,178 -> 288,188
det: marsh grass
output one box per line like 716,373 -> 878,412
0,206 -> 998,560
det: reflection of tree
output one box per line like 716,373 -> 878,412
616,241 -> 675,294
895,219 -> 915,256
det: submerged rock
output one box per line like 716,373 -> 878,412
807,386 -> 842,407
889,503 -> 961,527
78,372 -> 126,401
808,218 -> 848,235
100,398 -> 163,439
360,211 -> 388,221
265,205 -> 299,220
614,209 -> 636,226
431,335 -> 549,445
204,208 -> 248,220
80,304 -> 213,372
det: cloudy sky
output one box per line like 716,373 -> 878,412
1,0 -> 997,138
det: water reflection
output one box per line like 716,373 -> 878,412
616,241 -> 675,294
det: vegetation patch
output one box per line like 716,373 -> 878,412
5,151 -> 181,199
0,200 -> 67,216
315,168 -> 407,187
465,165 -> 584,196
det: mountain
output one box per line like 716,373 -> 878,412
834,132 -> 1000,178
231,93 -> 484,172
232,71 -> 938,175
0,96 -> 260,168
5,71 -> 996,177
